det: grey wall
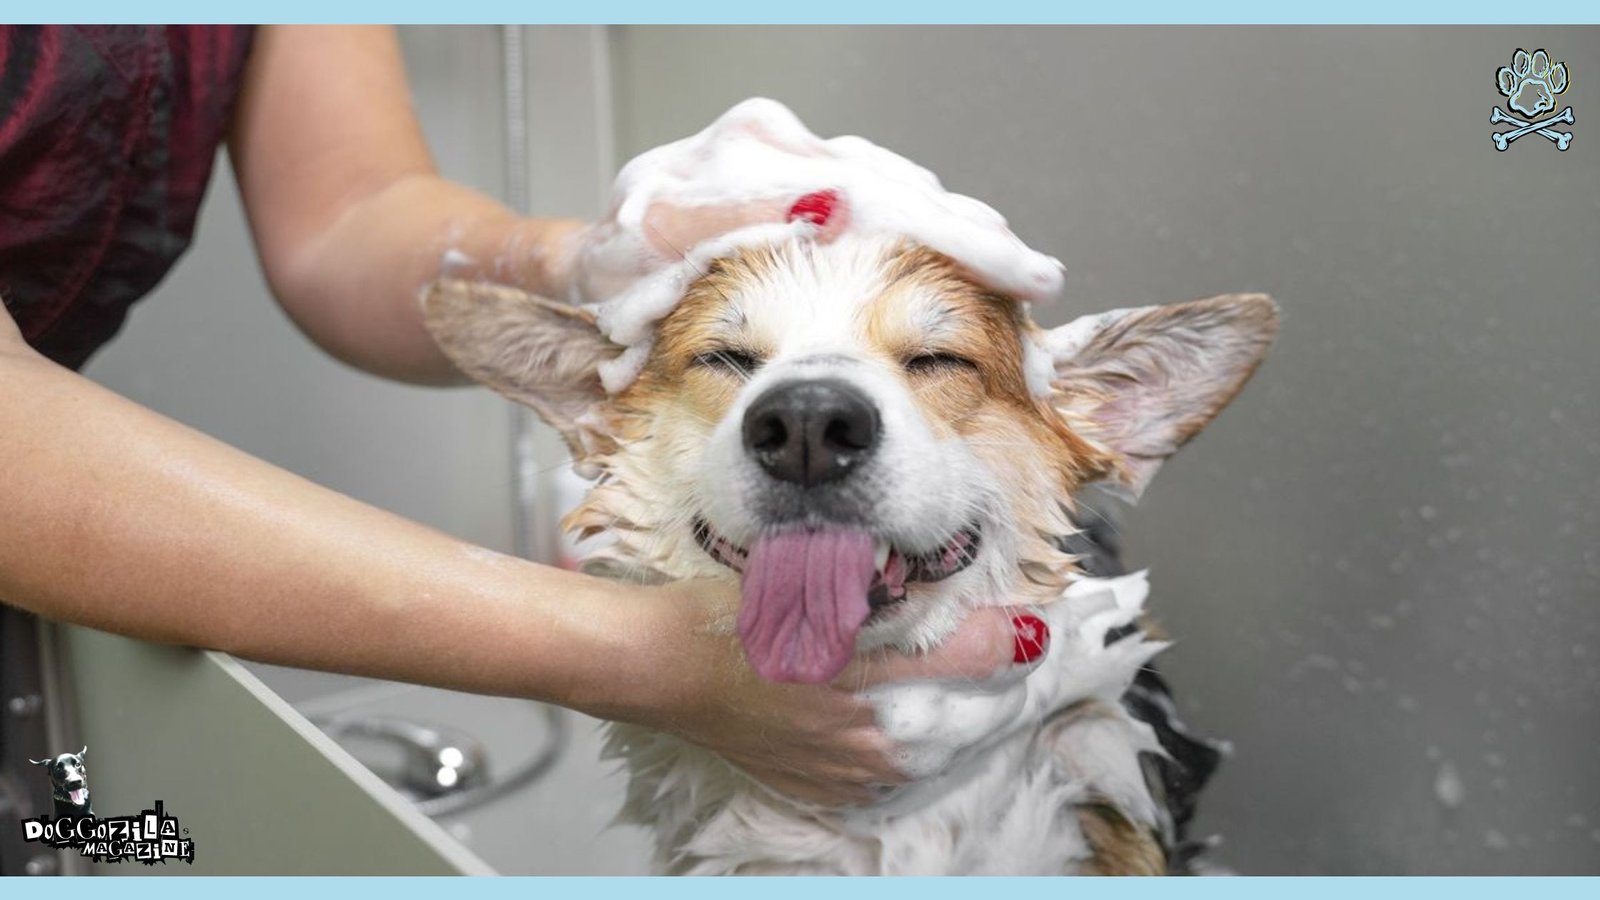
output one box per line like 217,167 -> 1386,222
609,26 -> 1600,874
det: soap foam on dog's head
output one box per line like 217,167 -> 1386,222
572,98 -> 1066,393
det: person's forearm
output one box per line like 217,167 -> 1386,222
0,342 -> 651,714
259,172 -> 583,385
228,25 -> 585,385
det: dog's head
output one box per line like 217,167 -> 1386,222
30,747 -> 90,809
426,237 -> 1276,683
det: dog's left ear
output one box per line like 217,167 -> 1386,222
422,279 -> 621,458
79,746 -> 87,759
1041,293 -> 1279,498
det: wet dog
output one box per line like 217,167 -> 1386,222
424,236 -> 1276,873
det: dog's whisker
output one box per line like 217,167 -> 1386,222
518,431 -> 660,485
945,434 -> 1030,443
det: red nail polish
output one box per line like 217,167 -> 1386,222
787,189 -> 839,227
1012,614 -> 1049,665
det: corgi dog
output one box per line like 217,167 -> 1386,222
424,236 -> 1277,874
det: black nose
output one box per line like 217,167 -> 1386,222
742,379 -> 880,486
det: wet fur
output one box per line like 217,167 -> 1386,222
423,237 -> 1276,874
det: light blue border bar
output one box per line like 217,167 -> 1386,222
27,876 -> 1600,892
5,6 -> 1592,893
10,4 -> 1600,24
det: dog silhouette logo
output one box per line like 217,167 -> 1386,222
28,747 -> 92,817
1492,49 -> 1574,151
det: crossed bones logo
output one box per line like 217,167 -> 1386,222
1493,48 -> 1573,151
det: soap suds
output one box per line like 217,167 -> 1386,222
1021,331 -> 1057,397
575,98 -> 1066,393
867,571 -> 1163,788
440,248 -> 475,276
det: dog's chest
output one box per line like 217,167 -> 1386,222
603,570 -> 1170,875
607,694 -> 1159,876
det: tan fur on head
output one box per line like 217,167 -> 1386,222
602,242 -> 1124,602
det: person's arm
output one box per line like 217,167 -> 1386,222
0,309 -> 630,704
228,25 -> 581,384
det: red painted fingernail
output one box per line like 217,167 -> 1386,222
786,189 -> 839,227
1012,615 -> 1049,665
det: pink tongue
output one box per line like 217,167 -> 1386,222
738,529 -> 876,683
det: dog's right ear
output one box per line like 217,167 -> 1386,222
28,757 -> 50,767
1040,293 -> 1278,498
422,279 -> 620,457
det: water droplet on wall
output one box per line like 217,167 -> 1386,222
1435,761 -> 1466,809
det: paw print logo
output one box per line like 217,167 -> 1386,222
1492,48 -> 1574,151
1499,49 -> 1567,116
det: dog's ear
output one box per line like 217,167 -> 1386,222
28,757 -> 50,767
78,746 -> 87,759
422,279 -> 620,457
1041,293 -> 1278,498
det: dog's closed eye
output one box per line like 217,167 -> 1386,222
903,351 -> 978,376
693,348 -> 764,377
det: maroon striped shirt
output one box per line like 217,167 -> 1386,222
0,25 -> 255,368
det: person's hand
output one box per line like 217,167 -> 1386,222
611,578 -> 1050,808
551,187 -> 849,309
